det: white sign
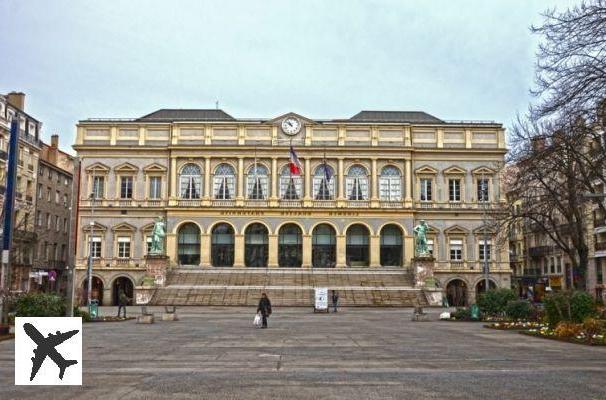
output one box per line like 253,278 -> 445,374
315,287 -> 328,310
15,317 -> 82,386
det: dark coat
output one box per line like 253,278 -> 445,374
118,292 -> 129,306
332,292 -> 339,303
257,297 -> 272,317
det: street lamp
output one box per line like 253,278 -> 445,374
87,193 -> 96,314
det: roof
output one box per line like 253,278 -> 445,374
348,110 -> 443,124
137,109 -> 235,122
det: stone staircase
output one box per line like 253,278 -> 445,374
150,268 -> 427,307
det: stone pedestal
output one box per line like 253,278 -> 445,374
137,314 -> 155,324
413,256 -> 436,288
423,288 -> 444,306
145,255 -> 169,287
134,286 -> 156,305
162,312 -> 179,321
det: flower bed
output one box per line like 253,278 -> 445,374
484,321 -> 546,330
521,326 -> 606,346
88,316 -> 135,323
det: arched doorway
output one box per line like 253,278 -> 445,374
178,223 -> 201,265
446,279 -> 468,307
245,223 -> 268,267
81,276 -> 104,306
380,224 -> 403,266
346,224 -> 369,267
112,276 -> 134,306
476,279 -> 497,295
279,224 -> 302,267
312,224 -> 336,268
212,223 -> 235,267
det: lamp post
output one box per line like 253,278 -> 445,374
87,193 -> 96,313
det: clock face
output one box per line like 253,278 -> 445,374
281,117 -> 301,135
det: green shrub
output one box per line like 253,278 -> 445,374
477,289 -> 516,317
451,308 -> 471,320
570,291 -> 595,322
73,307 -> 92,322
544,291 -> 596,326
505,300 -> 533,320
14,293 -> 66,317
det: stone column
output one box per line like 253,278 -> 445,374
370,234 -> 381,267
304,158 -> 312,204
165,233 -> 177,267
204,158 -> 211,199
234,234 -> 244,267
236,158 -> 244,206
268,234 -> 279,268
405,159 -> 412,207
337,158 -> 345,206
336,234 -> 346,268
270,158 -> 278,205
170,158 -> 177,198
302,234 -> 312,268
371,158 -> 379,207
200,233 -> 211,268
103,287 -> 113,306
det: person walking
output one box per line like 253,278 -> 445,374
117,289 -> 129,318
257,293 -> 272,328
332,290 -> 339,313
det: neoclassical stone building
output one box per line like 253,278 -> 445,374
73,109 -> 510,306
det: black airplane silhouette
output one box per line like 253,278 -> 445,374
23,323 -> 79,381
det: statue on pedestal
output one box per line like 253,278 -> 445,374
413,220 -> 430,257
149,216 -> 166,256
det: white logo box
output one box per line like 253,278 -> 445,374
14,317 -> 82,386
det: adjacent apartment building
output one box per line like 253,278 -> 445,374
73,108 -> 510,306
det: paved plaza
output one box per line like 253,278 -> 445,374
1,306 -> 605,399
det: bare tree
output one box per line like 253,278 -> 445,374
531,1 -> 606,126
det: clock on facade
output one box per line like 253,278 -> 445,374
281,117 -> 302,135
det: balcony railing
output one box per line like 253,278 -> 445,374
380,201 -> 403,208
279,199 -> 302,208
347,200 -> 369,208
450,261 -> 466,270
245,199 -> 268,207
595,242 -> 606,252
313,200 -> 336,208
177,199 -> 201,207
118,199 -> 133,207
528,246 -> 555,258
419,201 -> 434,209
212,199 -> 236,207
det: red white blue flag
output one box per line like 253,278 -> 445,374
289,146 -> 303,175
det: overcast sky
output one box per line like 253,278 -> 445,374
0,0 -> 577,152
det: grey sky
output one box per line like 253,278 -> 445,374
0,0 -> 577,152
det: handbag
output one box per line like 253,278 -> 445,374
253,313 -> 262,326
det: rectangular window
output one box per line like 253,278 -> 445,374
248,175 -> 269,200
146,236 -> 153,255
37,183 -> 43,199
63,194 -> 68,206
379,177 -> 401,201
449,179 -> 461,202
36,211 -> 42,226
427,239 -> 434,256
92,176 -> 105,199
479,239 -> 492,261
55,190 -> 60,204
120,176 -> 133,198
477,178 -> 489,202
556,256 -> 562,273
420,178 -> 432,201
90,236 -> 102,258
214,176 -> 235,200
149,176 -> 162,199
449,239 -> 463,261
117,237 -> 131,258
47,187 -> 52,202
597,262 -> 604,285
346,177 -> 369,200
55,215 -> 60,231
46,213 -> 51,229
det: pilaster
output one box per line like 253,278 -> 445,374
268,234 -> 278,267
302,234 -> 312,268
336,234 -> 346,268
370,235 -> 381,267
200,233 -> 211,267
234,234 -> 244,267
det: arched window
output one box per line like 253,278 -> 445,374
179,164 -> 202,199
178,223 -> 200,265
245,223 -> 269,267
313,164 -> 335,200
312,224 -> 336,268
346,165 -> 369,200
346,224 -> 369,266
211,223 -> 234,267
213,164 -> 235,200
279,165 -> 302,200
278,224 -> 302,267
380,224 -> 403,266
379,166 -> 402,201
246,164 -> 269,200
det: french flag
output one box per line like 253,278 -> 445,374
289,146 -> 303,175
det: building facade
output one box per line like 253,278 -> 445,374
0,92 -> 42,291
33,134 -> 75,292
73,109 -> 510,306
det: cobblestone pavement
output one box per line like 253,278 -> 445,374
1,306 -> 605,400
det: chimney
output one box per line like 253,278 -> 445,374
7,91 -> 25,110
51,134 -> 59,148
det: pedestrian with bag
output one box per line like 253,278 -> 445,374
257,292 -> 272,328
331,290 -> 339,313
